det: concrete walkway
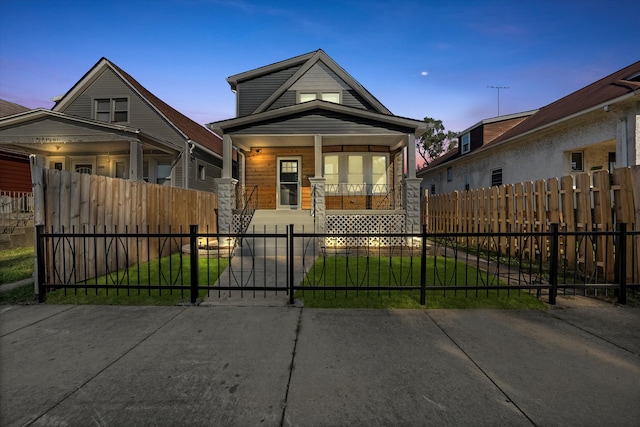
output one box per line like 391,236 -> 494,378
2,297 -> 639,426
203,210 -> 317,306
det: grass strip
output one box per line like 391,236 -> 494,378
45,254 -> 228,306
296,256 -> 547,309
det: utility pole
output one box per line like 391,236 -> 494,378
487,85 -> 509,116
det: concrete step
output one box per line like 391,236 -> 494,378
0,226 -> 35,249
234,235 -> 318,257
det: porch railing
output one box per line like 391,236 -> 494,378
1,191 -> 34,233
324,184 -> 402,210
233,184 -> 259,234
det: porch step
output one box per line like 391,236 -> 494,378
245,209 -> 316,233
235,210 -> 316,256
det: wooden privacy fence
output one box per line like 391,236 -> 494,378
424,167 -> 640,281
32,167 -> 218,284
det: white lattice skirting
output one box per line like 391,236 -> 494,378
325,213 -> 406,247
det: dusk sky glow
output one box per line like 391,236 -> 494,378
1,0 -> 638,133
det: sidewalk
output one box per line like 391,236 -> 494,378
1,297 -> 639,426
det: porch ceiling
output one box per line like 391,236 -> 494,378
232,134 -> 406,151
0,137 -> 179,157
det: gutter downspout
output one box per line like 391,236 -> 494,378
620,115 -> 628,167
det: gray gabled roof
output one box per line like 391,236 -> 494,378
207,99 -> 427,137
52,58 -> 222,155
226,49 -> 393,116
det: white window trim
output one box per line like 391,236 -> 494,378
111,155 -> 129,179
47,156 -> 66,171
323,152 -> 389,194
461,133 -> 471,154
571,151 -> 584,172
70,156 -> 97,175
297,91 -> 341,104
198,162 -> 206,181
94,97 -> 129,123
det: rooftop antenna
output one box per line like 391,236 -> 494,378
487,85 -> 509,116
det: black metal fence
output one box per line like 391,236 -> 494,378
35,223 -> 639,305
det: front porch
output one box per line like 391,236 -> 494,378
215,132 -> 424,235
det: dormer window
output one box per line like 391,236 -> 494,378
298,92 -> 341,104
95,98 -> 128,123
461,133 -> 470,154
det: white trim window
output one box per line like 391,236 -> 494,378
323,153 -> 388,194
70,156 -> 96,175
95,98 -> 128,123
461,133 -> 471,154
298,91 -> 341,104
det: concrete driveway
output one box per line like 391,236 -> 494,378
1,296 -> 639,426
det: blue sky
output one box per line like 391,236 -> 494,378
1,0 -> 638,133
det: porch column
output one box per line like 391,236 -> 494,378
129,139 -> 143,180
222,134 -> 232,179
215,177 -> 238,234
403,177 -> 423,233
314,135 -> 323,177
406,133 -> 417,179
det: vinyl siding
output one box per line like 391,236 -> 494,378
0,117 -> 130,142
237,65 -> 302,117
60,68 -> 186,145
187,147 -> 223,193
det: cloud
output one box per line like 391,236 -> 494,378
421,71 -> 429,76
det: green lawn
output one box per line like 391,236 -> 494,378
0,247 -> 34,284
44,254 -> 228,305
296,256 -> 547,309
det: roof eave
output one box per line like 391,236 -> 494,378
207,101 -> 427,136
493,90 -> 639,147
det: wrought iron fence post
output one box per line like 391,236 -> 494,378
36,224 -> 46,303
189,225 -> 199,304
615,222 -> 627,305
548,223 -> 559,305
420,224 -> 427,306
289,224 -> 295,306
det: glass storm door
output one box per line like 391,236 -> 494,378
277,157 -> 300,209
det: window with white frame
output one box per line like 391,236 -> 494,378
571,152 -> 584,172
461,133 -> 470,154
95,98 -> 128,123
298,92 -> 341,104
157,162 -> 172,186
323,153 -> 388,193
114,160 -> 128,179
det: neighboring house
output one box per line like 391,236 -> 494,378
0,100 -> 31,195
0,58 -> 225,193
206,49 -> 428,234
418,60 -> 640,194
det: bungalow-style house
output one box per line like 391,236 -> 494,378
207,49 -> 428,235
0,58 -> 225,193
418,60 -> 640,194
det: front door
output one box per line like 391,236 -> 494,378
277,157 -> 301,209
